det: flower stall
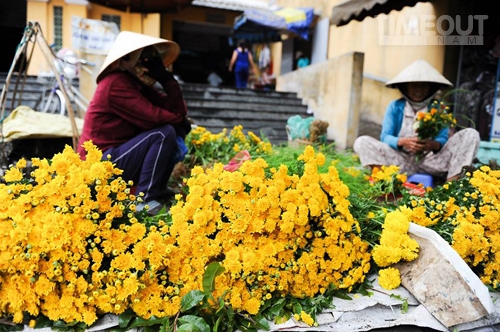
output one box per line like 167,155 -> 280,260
1,124 -> 500,331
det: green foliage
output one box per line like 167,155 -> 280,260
112,261 -> 371,332
202,262 -> 225,296
390,294 -> 409,314
0,322 -> 24,332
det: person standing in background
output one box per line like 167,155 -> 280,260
228,40 -> 257,89
295,51 -> 310,69
258,43 -> 271,72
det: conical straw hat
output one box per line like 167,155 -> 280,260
96,31 -> 180,83
385,59 -> 452,88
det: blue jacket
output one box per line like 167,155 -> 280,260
380,98 -> 448,150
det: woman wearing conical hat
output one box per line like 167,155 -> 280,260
354,59 -> 480,183
77,31 -> 191,215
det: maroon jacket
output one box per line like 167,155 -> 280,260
77,71 -> 187,158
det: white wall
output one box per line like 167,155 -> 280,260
311,17 -> 329,65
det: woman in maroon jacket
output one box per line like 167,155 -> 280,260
78,31 -> 190,215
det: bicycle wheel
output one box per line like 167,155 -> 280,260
35,89 -> 66,115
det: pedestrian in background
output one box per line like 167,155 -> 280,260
228,40 -> 257,89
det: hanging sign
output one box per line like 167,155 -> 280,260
71,16 -> 119,55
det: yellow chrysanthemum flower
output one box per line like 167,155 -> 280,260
378,267 -> 401,290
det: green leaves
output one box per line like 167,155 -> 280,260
118,309 -> 169,331
266,298 -> 286,317
0,322 -> 23,332
181,290 -> 206,313
177,315 -> 211,332
51,320 -> 87,331
390,294 -> 409,313
118,308 -> 136,328
128,316 -> 167,329
203,262 -> 225,294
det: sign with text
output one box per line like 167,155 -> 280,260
71,16 -> 119,55
378,14 -> 488,46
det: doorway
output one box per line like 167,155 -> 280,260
0,1 -> 28,73
172,21 -> 234,86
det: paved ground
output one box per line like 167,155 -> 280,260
358,118 -> 382,140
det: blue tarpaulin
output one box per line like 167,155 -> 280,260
233,7 -> 315,42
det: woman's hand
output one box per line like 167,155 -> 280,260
421,139 -> 441,152
398,137 -> 440,154
398,137 -> 426,154
133,64 -> 156,86
140,56 -> 174,83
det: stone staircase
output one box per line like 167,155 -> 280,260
0,73 -> 45,116
181,84 -> 308,145
0,73 -> 309,145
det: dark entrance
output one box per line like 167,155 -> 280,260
0,1 -> 27,73
172,21 -> 234,86
443,1 -> 500,141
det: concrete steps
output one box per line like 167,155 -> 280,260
181,83 -> 308,144
0,73 -> 80,115
0,73 -> 44,114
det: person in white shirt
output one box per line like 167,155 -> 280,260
207,71 -> 223,86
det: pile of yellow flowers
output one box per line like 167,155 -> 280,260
0,142 -> 371,328
3,126 -> 500,330
169,145 -> 371,314
400,166 -> 500,289
0,142 -> 144,325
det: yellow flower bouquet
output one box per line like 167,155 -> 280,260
367,165 -> 408,200
413,99 -> 456,140
412,99 -> 457,161
399,166 -> 500,289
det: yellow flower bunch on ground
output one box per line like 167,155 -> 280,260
0,142 -> 139,324
186,125 -> 273,166
368,165 -> 408,199
378,267 -> 401,290
399,166 -> 500,289
169,145 -> 371,317
371,210 -> 419,289
370,165 -> 407,184
0,142 -> 188,325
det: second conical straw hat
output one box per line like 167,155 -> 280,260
385,59 -> 452,88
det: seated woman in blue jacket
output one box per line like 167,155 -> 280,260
353,59 -> 480,182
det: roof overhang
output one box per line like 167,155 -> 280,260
331,0 -> 432,27
87,0 -> 192,13
233,7 -> 319,43
191,0 -> 270,11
